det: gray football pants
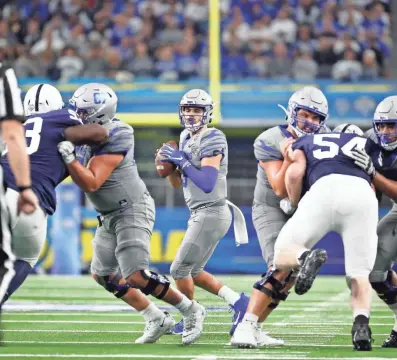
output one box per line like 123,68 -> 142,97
252,202 -> 289,269
90,191 -> 155,279
370,203 -> 397,282
170,204 -> 232,279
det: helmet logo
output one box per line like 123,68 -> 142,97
93,92 -> 106,104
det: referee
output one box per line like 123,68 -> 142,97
0,64 -> 38,308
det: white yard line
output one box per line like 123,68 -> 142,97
0,340 -> 386,349
2,329 -> 392,336
0,356 -> 393,360
0,354 -> 329,360
5,319 -> 391,326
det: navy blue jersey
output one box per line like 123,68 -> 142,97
292,133 -> 380,191
1,109 -> 81,214
365,128 -> 397,181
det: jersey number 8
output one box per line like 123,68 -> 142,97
312,134 -> 367,160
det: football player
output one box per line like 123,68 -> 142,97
0,64 -> 38,321
348,96 -> 397,348
240,86 -> 328,344
232,130 -> 379,350
1,83 -> 108,303
157,89 -> 250,337
57,83 -> 205,345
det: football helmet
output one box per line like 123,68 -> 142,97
23,84 -> 64,116
69,83 -> 118,124
333,123 -> 364,136
179,89 -> 213,132
278,86 -> 329,137
373,96 -> 397,151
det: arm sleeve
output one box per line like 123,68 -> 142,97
94,125 -> 134,156
200,129 -> 227,159
254,135 -> 283,162
0,65 -> 25,123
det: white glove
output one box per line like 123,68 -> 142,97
280,198 -> 296,215
57,141 -> 76,164
350,148 -> 376,178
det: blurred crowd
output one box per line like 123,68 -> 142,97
0,0 -> 393,81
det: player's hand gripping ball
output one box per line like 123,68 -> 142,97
155,140 -> 178,178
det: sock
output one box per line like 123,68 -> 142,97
353,309 -> 370,325
174,295 -> 193,316
297,249 -> 310,266
218,286 -> 240,306
1,260 -> 32,304
242,312 -> 258,323
139,303 -> 164,321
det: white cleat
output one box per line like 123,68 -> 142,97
135,312 -> 175,344
230,322 -> 258,348
182,301 -> 206,345
255,324 -> 284,347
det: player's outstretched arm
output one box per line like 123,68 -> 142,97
285,149 -> 306,206
64,124 -> 108,145
57,141 -> 123,192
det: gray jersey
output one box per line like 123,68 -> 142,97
253,125 -> 331,207
180,127 -> 228,210
76,120 -> 147,214
253,125 -> 291,207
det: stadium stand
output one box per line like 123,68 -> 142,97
0,0 -> 392,81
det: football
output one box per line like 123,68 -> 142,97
156,140 -> 178,178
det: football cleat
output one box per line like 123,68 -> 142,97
229,293 -> 250,336
171,319 -> 184,335
255,324 -> 284,347
352,323 -> 373,351
295,249 -> 327,295
182,301 -> 206,345
230,321 -> 258,348
382,329 -> 397,348
135,312 -> 175,344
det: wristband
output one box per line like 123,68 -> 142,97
18,185 -> 32,192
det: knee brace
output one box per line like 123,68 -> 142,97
270,270 -> 296,304
371,270 -> 397,305
101,272 -> 131,298
254,269 -> 285,300
140,270 -> 170,300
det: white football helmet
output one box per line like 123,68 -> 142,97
23,84 -> 64,116
333,123 -> 364,136
373,95 -> 397,151
179,89 -> 214,132
69,83 -> 118,124
278,86 -> 329,137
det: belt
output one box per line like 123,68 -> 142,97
190,198 -> 226,213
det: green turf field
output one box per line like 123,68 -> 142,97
0,275 -> 395,359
